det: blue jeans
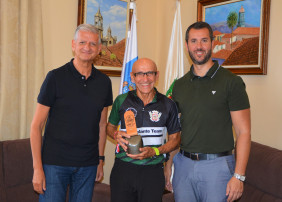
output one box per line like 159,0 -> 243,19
172,152 -> 235,202
39,164 -> 97,202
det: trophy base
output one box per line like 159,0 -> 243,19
126,135 -> 143,154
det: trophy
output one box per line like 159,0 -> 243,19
124,110 -> 143,154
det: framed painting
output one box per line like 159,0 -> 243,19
78,0 -> 130,77
198,0 -> 271,75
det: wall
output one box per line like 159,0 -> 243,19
241,0 -> 282,149
42,0 -> 282,184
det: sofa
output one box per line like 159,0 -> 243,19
0,138 -> 173,202
0,138 -> 37,202
238,141 -> 282,202
1,139 -> 281,202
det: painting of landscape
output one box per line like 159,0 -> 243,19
203,0 -> 262,67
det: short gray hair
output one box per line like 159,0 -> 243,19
74,24 -> 101,43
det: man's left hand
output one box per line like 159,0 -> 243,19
95,161 -> 104,182
164,164 -> 173,191
226,177 -> 244,202
127,147 -> 156,160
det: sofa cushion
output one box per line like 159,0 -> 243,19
2,138 -> 33,187
92,182 -> 111,202
0,142 -> 3,185
240,141 -> 282,201
0,187 -> 6,202
5,183 -> 38,202
240,183 -> 282,202
162,192 -> 175,202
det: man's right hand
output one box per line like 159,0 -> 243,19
116,131 -> 130,152
32,168 -> 46,194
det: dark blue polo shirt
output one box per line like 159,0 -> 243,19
38,59 -> 113,167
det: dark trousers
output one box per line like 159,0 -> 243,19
110,158 -> 165,202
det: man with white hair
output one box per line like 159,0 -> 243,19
30,24 -> 113,202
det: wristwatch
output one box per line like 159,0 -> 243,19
233,173 -> 246,182
99,156 -> 105,161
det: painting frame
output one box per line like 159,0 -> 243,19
77,0 -> 130,77
197,0 -> 271,75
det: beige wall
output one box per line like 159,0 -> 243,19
42,0 -> 282,184
241,0 -> 282,149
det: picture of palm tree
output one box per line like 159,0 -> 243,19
227,11 -> 238,50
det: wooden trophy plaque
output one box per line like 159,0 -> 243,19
124,110 -> 143,154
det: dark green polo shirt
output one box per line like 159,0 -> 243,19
172,61 -> 250,153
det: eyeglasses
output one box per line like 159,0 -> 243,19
133,71 -> 157,78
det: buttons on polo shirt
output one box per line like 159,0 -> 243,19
81,76 -> 87,87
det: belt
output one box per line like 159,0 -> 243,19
179,149 -> 232,161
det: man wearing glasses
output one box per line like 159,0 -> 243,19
106,58 -> 181,202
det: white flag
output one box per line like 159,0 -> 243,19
119,2 -> 138,95
164,0 -> 184,98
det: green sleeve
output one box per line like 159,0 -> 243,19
108,93 -> 128,125
172,80 -> 181,113
228,76 -> 250,111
